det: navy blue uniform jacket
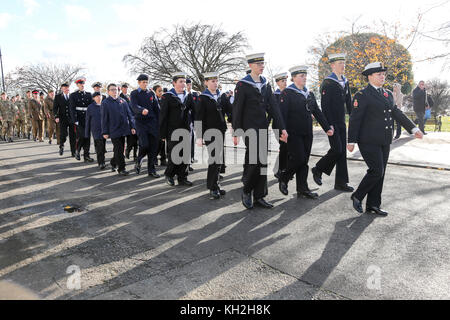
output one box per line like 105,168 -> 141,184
101,96 -> 135,139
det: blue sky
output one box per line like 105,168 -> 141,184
1,0 -> 449,91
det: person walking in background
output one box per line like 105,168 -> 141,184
153,84 -> 167,166
392,83 -> 404,140
412,80 -> 428,135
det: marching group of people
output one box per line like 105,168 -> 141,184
0,52 -> 425,216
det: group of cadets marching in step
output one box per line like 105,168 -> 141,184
0,52 -> 424,216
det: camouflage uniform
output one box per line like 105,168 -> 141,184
29,98 -> 44,141
24,97 -> 33,139
15,99 -> 26,138
43,96 -> 58,144
0,99 -> 15,141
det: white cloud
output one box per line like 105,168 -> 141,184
24,0 -> 39,16
33,28 -> 59,41
0,13 -> 13,29
64,5 -> 92,24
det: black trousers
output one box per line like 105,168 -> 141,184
94,138 -> 106,165
111,137 -> 126,172
190,128 -> 195,161
353,143 -> 390,208
206,137 -> 224,191
75,124 -> 90,158
315,127 -> 349,185
281,134 -> 313,192
158,139 -> 167,162
415,112 -> 425,133
242,132 -> 269,200
137,132 -> 158,174
126,134 -> 138,158
165,139 -> 189,180
273,141 -> 287,174
60,121 -> 76,154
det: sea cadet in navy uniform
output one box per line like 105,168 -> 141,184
195,72 -> 228,200
101,83 -> 136,176
186,78 -> 198,169
312,53 -> 354,192
92,82 -> 107,101
85,92 -> 106,170
348,62 -> 423,216
159,72 -> 195,187
69,77 -> 94,162
121,82 -> 139,162
232,53 -> 288,210
130,74 -> 161,178
271,72 -> 289,181
278,66 -> 334,199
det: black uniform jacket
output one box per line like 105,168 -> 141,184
159,89 -> 194,140
232,75 -> 285,135
53,93 -> 71,123
69,90 -> 93,127
320,76 -> 352,129
280,85 -> 331,136
348,85 -> 416,146
195,89 -> 228,138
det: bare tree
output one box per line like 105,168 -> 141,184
123,23 -> 249,91
427,78 -> 450,115
8,63 -> 84,94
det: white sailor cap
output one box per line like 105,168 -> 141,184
172,72 -> 187,81
289,65 -> 308,76
203,72 -> 219,81
246,53 -> 265,64
91,81 -> 102,88
274,72 -> 289,82
362,62 -> 387,76
328,53 -> 347,63
75,77 -> 86,84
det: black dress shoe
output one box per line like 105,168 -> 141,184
254,198 -> 274,209
298,190 -> 319,200
148,172 -> 161,178
219,175 -> 224,181
135,161 -> 142,175
118,170 -> 130,177
366,207 -> 388,217
241,192 -> 253,209
218,189 -> 226,196
178,179 -> 193,186
334,184 -> 355,192
84,157 -> 94,163
99,164 -> 107,170
188,165 -> 194,172
279,180 -> 289,196
312,167 -> 323,186
75,151 -> 81,161
351,194 -> 364,214
59,147 -> 64,156
111,165 -> 117,172
274,171 -> 281,181
209,190 -> 220,200
165,176 -> 175,186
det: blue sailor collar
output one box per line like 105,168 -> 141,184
240,74 -> 267,92
326,73 -> 348,87
168,88 -> 187,102
137,87 -> 148,93
200,89 -> 220,101
286,83 -> 309,99
274,88 -> 281,95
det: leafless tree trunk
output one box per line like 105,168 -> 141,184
123,23 -> 249,92
7,63 -> 84,94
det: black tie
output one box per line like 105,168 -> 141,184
378,88 -> 383,95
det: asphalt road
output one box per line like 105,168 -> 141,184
0,138 -> 449,300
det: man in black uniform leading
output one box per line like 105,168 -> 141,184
312,53 -> 354,192
232,53 -> 288,210
54,83 -> 76,157
347,62 -> 423,216
70,77 -> 94,162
